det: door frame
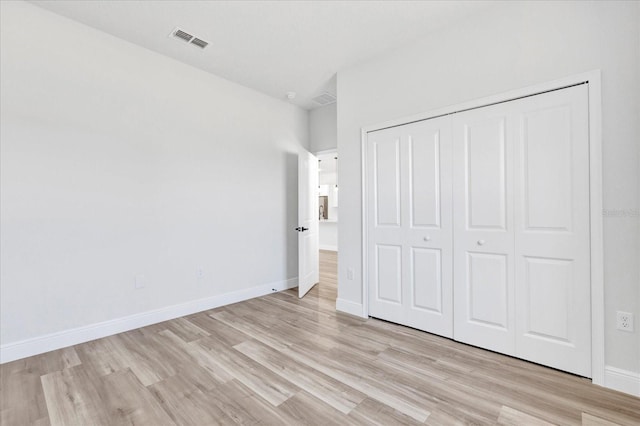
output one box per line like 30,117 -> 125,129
360,70 -> 604,385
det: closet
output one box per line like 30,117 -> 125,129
366,84 -> 591,377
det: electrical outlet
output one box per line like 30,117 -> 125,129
196,267 -> 204,280
617,311 -> 634,332
134,274 -> 145,289
347,267 -> 354,280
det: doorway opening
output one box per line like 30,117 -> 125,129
317,149 -> 338,304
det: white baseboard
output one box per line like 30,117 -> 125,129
603,366 -> 640,397
0,277 -> 298,364
319,245 -> 338,251
335,298 -> 366,318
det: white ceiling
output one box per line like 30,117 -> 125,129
29,0 -> 498,110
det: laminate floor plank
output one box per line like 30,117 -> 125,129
234,339 -> 367,414
210,309 -> 291,352
497,405 -> 556,426
148,379 -> 234,425
185,340 -> 247,384
163,317 -> 211,343
276,390 -> 350,426
2,250 -> 639,426
423,407 -> 470,426
582,412 -> 623,426
109,331 -> 175,386
186,312 -> 249,347
281,343 -> 434,422
347,397 -> 423,426
376,347 -> 451,381
1,366 -> 51,425
153,331 -> 227,390
246,298 -> 384,360
445,370 -> 587,425
446,354 -> 639,424
99,368 -> 176,425
40,365 -> 111,426
272,291 -> 337,315
236,303 -> 341,352
204,379 -> 299,425
74,338 -> 130,377
192,341 -> 299,407
1,346 -> 81,377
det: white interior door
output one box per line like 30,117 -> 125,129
298,151 -> 319,298
452,102 -> 516,355
367,116 -> 453,338
513,84 -> 591,377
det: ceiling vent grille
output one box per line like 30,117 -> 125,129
312,92 -> 337,106
190,38 -> 209,49
170,27 -> 209,49
173,29 -> 194,42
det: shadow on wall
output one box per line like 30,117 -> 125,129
285,151 -> 299,279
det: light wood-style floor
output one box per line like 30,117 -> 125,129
1,250 -> 639,425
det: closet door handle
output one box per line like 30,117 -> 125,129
423,236 -> 431,242
477,239 -> 486,246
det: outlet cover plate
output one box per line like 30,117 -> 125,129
134,274 -> 145,289
617,311 -> 634,332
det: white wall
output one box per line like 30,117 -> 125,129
309,103 -> 337,152
319,222 -> 338,252
337,1 -> 640,376
0,1 -> 308,355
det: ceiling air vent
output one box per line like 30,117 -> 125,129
312,92 -> 337,106
173,29 -> 194,42
190,38 -> 209,49
169,27 -> 209,49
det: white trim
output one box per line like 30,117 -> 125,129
586,72 -> 605,386
604,366 -> 640,397
314,148 -> 338,156
336,298 -> 366,318
361,129 -> 369,318
360,70 -> 604,385
0,277 -> 298,364
319,245 -> 338,251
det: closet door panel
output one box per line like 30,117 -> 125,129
367,128 -> 406,323
467,252 -> 509,329
404,120 -> 451,264
411,247 -> 443,313
453,104 -> 515,355
514,84 -> 591,377
373,137 -> 401,228
402,119 -> 453,337
522,257 -> 572,341
367,116 -> 453,338
521,106 -> 573,232
375,244 -> 403,304
410,130 -> 441,228
465,117 -> 508,230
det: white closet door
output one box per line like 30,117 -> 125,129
367,116 -> 453,337
513,85 -> 591,377
367,84 -> 591,377
452,102 -> 516,355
